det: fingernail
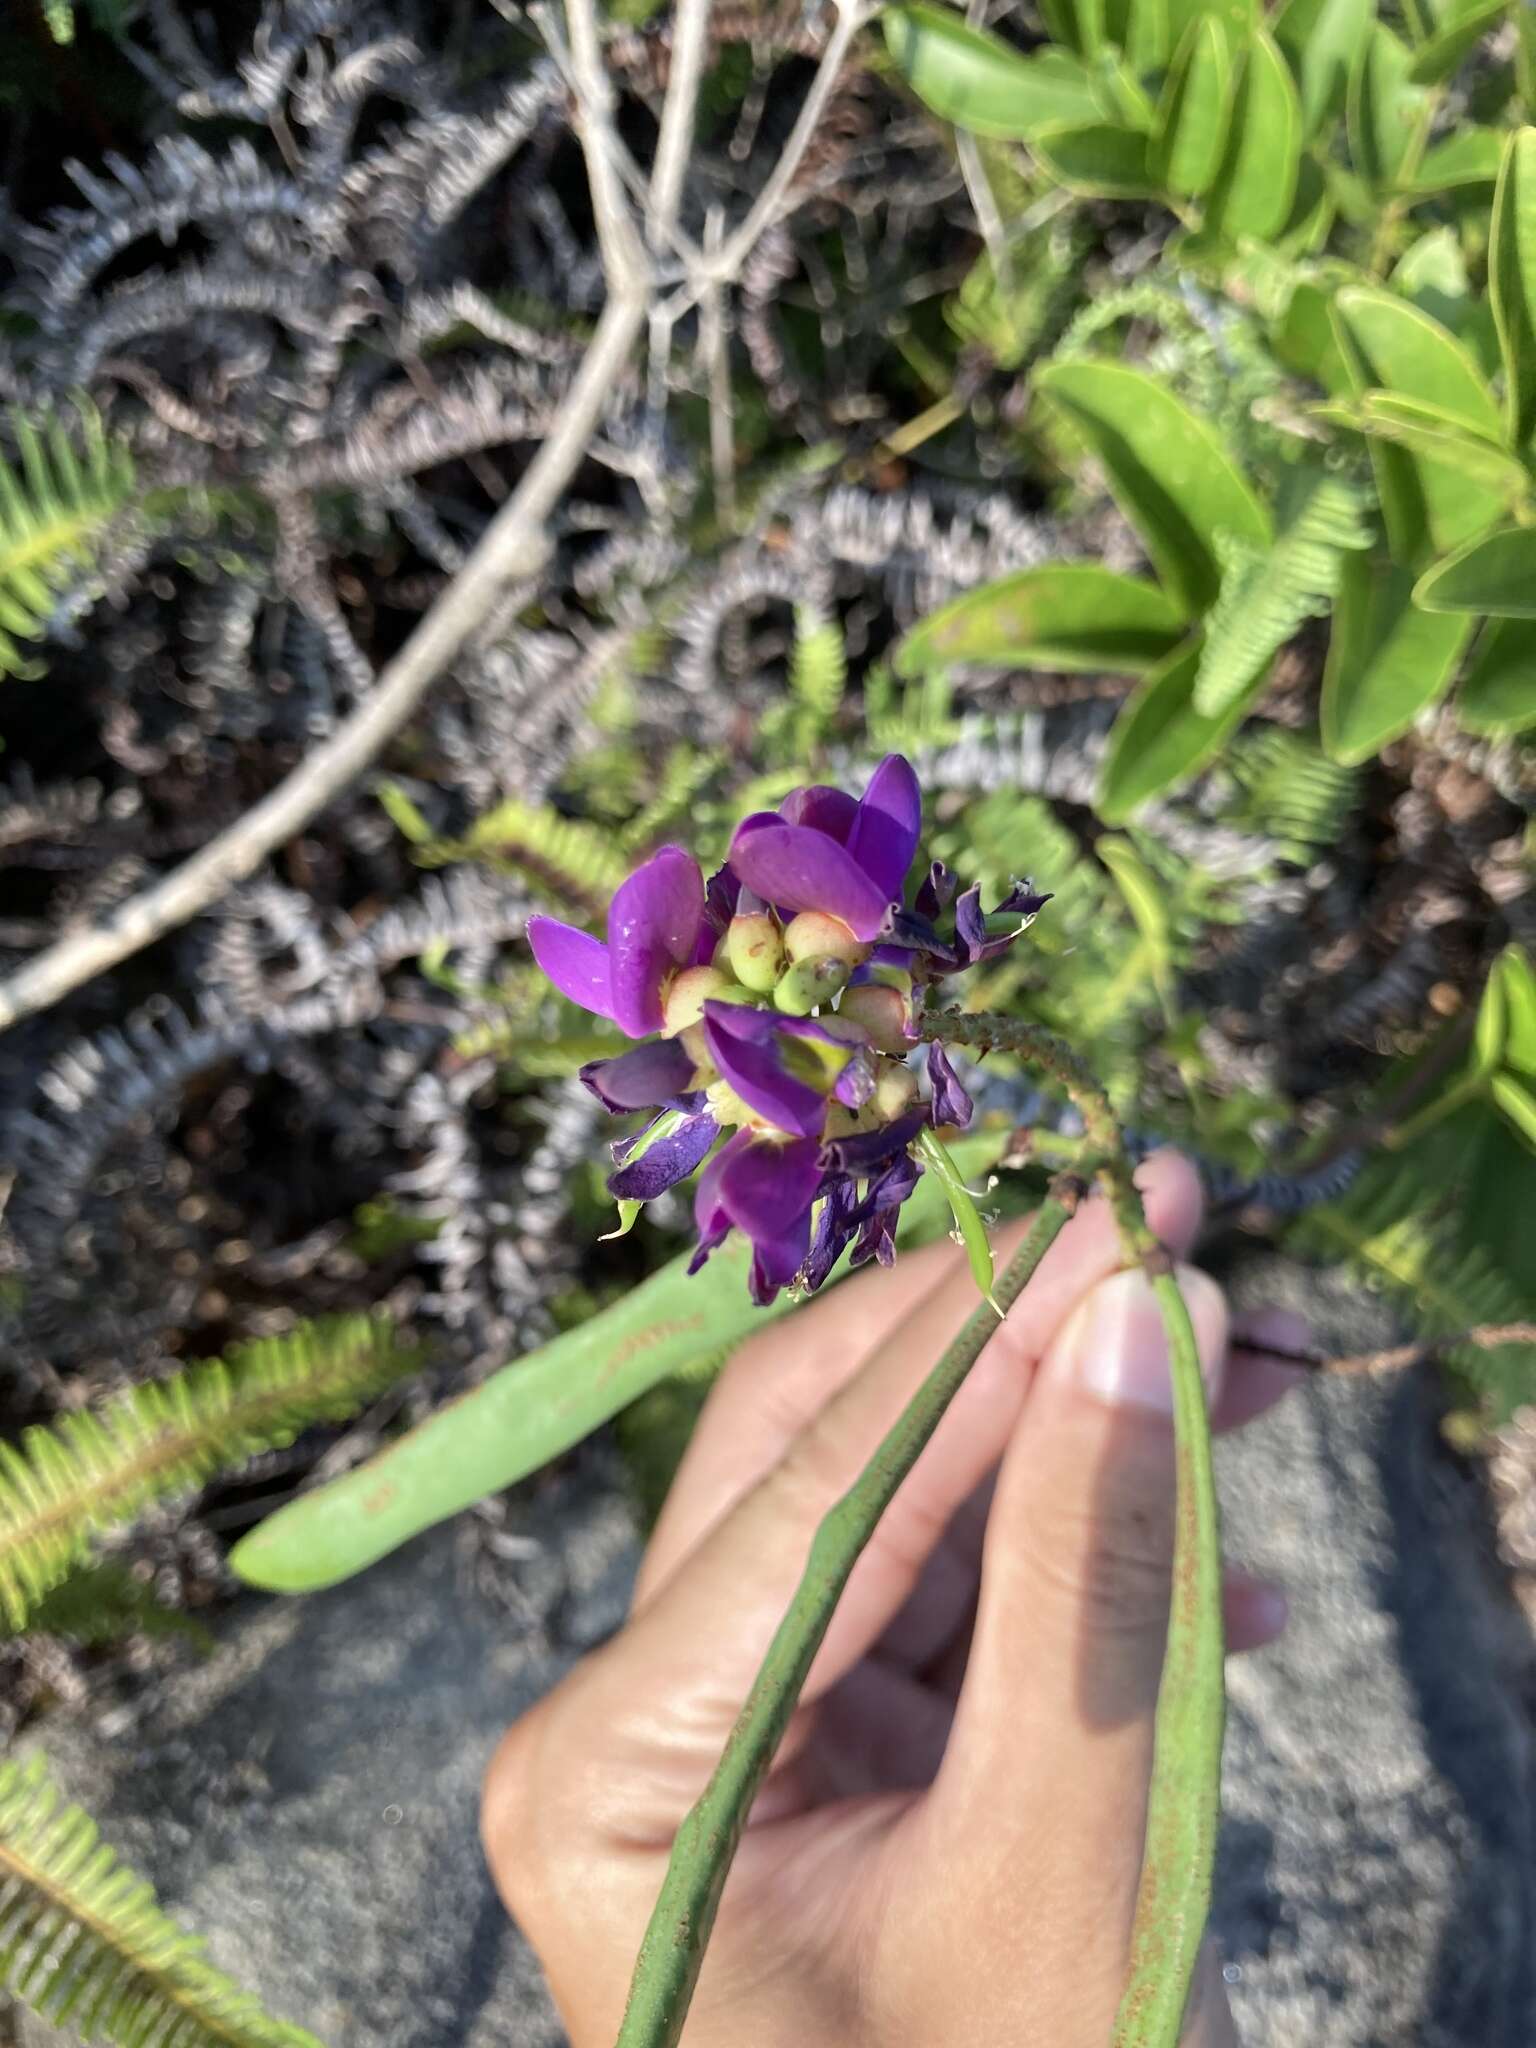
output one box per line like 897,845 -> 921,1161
1231,1307 -> 1312,1360
1055,1267 -> 1215,1416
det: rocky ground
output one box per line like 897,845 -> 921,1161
7,1250 -> 1536,2048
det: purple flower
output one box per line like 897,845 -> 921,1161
690,1130 -> 826,1305
728,754 -> 922,943
608,1110 -> 721,1201
580,1037 -> 702,1114
926,1042 -> 974,1129
528,845 -> 710,1038
701,1001 -> 873,1140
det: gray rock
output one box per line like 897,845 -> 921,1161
9,1261 -> 1535,2048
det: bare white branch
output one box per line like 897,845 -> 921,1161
649,0 -> 713,247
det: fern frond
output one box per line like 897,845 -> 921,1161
0,1750 -> 322,2046
1223,727 -> 1360,858
620,745 -> 724,857
0,403 -> 135,680
790,605 -> 847,731
0,1314 -> 423,1632
436,798 -> 628,919
1192,473 -> 1371,718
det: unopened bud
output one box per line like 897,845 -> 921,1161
875,1063 -> 920,1120
774,955 -> 852,1015
783,910 -> 867,969
662,966 -> 731,1035
726,912 -> 786,993
837,983 -> 910,1055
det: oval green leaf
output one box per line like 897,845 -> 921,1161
1344,392 -> 1527,497
883,4 -> 1103,138
1495,944 -> 1536,1077
1457,616 -> 1536,734
1490,128 -> 1536,453
1201,32 -> 1302,241
1415,524 -> 1536,616
1320,553 -> 1471,762
1153,15 -> 1235,197
1272,0 -> 1372,136
1348,23 -> 1431,191
1401,125 -> 1507,192
1406,0 -> 1506,83
1491,1072 -> 1536,1150
1032,119 -> 1159,195
1098,634 -> 1256,820
1474,960 -> 1508,1076
1036,361 -> 1271,614
893,563 -> 1188,676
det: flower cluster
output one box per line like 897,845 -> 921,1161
528,755 -> 1047,1304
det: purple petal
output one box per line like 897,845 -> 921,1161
954,884 -> 988,966
820,1109 -> 926,1175
833,1047 -> 876,1108
804,1176 -> 859,1291
718,1134 -> 824,1304
607,846 -> 706,1038
780,785 -> 858,842
701,1002 -> 827,1139
847,754 -> 921,903
581,1038 -> 698,1113
702,862 -> 742,949
728,822 -> 895,942
608,1112 -> 719,1200
997,883 -> 1052,921
927,1042 -> 974,1129
528,917 -> 614,1020
915,860 -> 957,920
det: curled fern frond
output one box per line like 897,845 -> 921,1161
1192,474 -> 1372,719
0,402 -> 135,680
0,1314 -> 423,1632
0,1750 -> 323,2046
432,797 -> 629,919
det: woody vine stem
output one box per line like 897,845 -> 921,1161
614,1012 -> 1226,2048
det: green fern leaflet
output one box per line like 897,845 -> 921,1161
0,1750 -> 324,2046
0,404 -> 136,680
0,1314 -> 423,1632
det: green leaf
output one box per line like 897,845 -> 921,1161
1032,120 -> 1160,196
1406,0 -> 1505,82
1165,0 -> 1258,44
1458,617 -> 1536,732
1098,634 -> 1254,819
1491,1072 -> 1536,1149
375,779 -> 436,845
1192,471 -> 1372,717
913,1128 -> 1000,1312
1201,32 -> 1302,241
0,401 -> 136,681
1153,15 -> 1235,197
1333,286 -> 1509,560
1320,553 -> 1471,762
1272,0 -> 1371,136
1400,125 -> 1508,192
1495,944 -> 1536,1076
1105,0 -> 1172,75
1490,128 -> 1536,453
1320,391 -> 1529,497
0,1751 -> 324,2048
1474,958 -> 1508,1076
1347,24 -> 1431,191
1036,361 -> 1271,614
882,5 -> 1103,138
1096,835 -> 1175,1005
1041,0 -> 1109,57
1415,524 -> 1536,616
230,1133 -> 1007,1593
894,564 -> 1188,677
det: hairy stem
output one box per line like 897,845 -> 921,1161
924,1008 -> 1225,2048
613,1187 -> 1081,2048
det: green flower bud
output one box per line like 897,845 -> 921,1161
662,965 -> 731,1035
726,912 -> 787,993
783,910 -> 867,969
874,1062 -> 920,1120
773,954 -> 853,1015
836,983 -> 910,1055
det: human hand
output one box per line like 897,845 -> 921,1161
482,1151 -> 1304,2047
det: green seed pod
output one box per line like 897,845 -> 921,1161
837,983 -> 911,1055
662,966 -> 732,1035
726,912 -> 787,993
874,1063 -> 920,1119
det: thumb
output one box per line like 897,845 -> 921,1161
920,1261 -> 1230,2031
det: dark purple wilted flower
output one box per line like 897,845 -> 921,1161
526,753 -> 1047,1303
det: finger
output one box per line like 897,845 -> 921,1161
1224,1570 -> 1288,1653
921,1258 -> 1228,2004
638,1148 -> 1205,1608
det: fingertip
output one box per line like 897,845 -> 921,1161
1132,1148 -> 1205,1259
1223,1573 -> 1289,1652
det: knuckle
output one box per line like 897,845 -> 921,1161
1024,1468 -> 1176,1640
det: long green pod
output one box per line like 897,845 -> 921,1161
614,1194 -> 1078,2048
1108,1268 -> 1226,2047
230,1132 -> 1006,1593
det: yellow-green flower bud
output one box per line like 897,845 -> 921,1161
874,1062 -> 920,1119
836,983 -> 910,1055
773,955 -> 853,1015
726,912 -> 786,993
783,910 -> 867,969
662,965 -> 731,1035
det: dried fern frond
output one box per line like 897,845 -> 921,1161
1192,473 -> 1371,719
0,402 -> 135,680
0,1750 -> 323,2046
0,1314 -> 423,1632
